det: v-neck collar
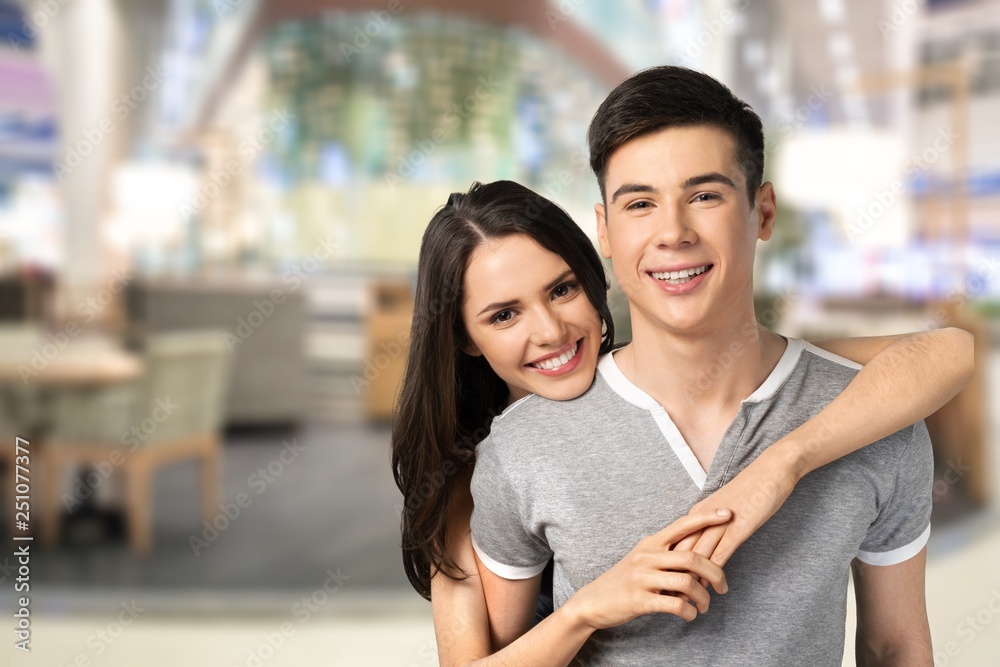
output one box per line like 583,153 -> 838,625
597,337 -> 804,489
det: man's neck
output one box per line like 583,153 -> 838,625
614,309 -> 787,471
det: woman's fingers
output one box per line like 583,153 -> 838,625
643,591 -> 701,622
650,571 -> 711,612
652,508 -> 732,548
690,523 -> 728,587
652,550 -> 728,595
672,530 -> 702,553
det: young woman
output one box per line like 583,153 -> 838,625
391,180 -> 973,665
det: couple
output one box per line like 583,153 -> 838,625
392,66 -> 972,665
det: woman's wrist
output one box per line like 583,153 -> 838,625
762,434 -> 813,484
558,587 -> 602,634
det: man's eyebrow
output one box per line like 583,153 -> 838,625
475,270 -> 575,317
681,172 -> 737,190
609,183 -> 659,205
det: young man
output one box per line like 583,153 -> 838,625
470,67 -> 934,665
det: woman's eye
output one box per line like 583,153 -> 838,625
490,310 -> 514,325
552,282 -> 578,299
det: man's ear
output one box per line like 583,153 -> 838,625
595,202 -> 612,259
756,182 -> 777,241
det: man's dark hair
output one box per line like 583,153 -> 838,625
588,65 -> 765,206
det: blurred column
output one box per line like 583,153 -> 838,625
37,0 -> 122,323
39,0 -> 168,327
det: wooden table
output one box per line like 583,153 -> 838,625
0,329 -> 143,540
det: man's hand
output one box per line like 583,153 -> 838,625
673,446 -> 800,567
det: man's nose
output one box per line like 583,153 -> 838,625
653,207 -> 697,248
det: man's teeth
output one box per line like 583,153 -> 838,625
650,265 -> 709,284
531,342 -> 579,371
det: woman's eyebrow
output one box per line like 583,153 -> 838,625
477,298 -> 518,317
542,270 -> 574,292
475,270 -> 574,317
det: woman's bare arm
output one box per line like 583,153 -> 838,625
433,476 -> 730,666
675,326 -> 973,564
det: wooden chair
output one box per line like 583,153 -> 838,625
41,330 -> 231,555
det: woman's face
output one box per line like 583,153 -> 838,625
460,233 -> 604,403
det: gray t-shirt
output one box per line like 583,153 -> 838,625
470,338 -> 933,666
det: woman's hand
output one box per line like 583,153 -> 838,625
673,446 -> 799,567
563,509 -> 732,631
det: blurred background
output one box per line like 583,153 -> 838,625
0,0 -> 997,664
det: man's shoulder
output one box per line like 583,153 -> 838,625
784,339 -> 865,399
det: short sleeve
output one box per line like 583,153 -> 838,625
470,433 -> 552,579
857,420 -> 934,566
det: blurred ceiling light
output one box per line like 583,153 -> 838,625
106,161 -> 197,249
757,67 -> 781,96
818,0 -> 846,24
743,39 -> 767,68
835,64 -> 860,89
828,32 -> 853,60
775,127 -> 909,245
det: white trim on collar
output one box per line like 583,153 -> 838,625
595,338 -> 805,490
597,337 -> 804,409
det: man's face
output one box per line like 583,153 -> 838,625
595,124 -> 775,337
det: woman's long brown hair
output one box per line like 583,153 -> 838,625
391,180 -> 615,600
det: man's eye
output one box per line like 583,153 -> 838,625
693,193 -> 719,202
625,200 -> 651,210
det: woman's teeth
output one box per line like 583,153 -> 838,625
650,265 -> 709,284
531,342 -> 579,371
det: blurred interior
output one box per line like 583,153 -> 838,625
0,0 -> 998,664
